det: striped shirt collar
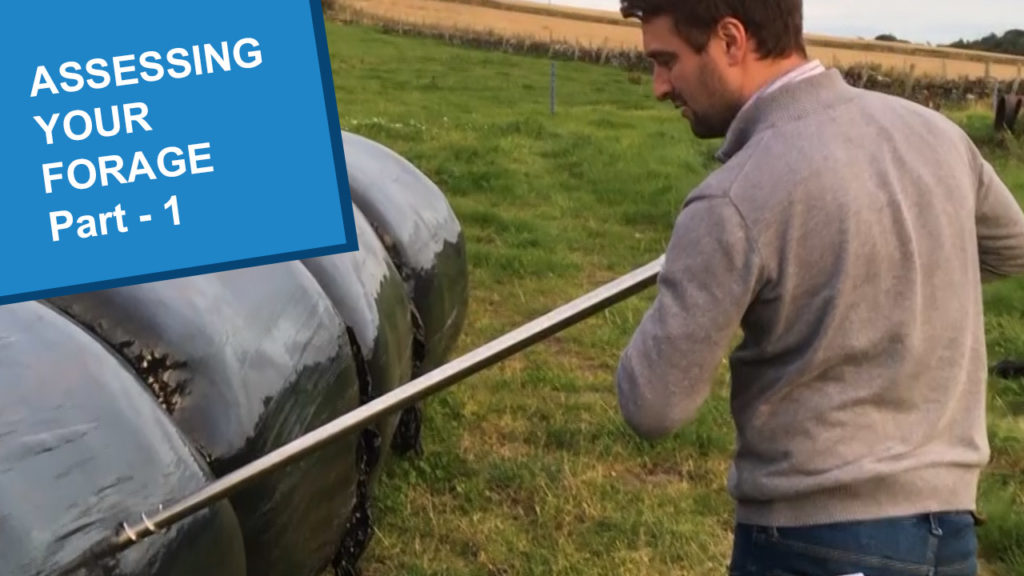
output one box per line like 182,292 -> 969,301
736,59 -> 827,118
715,59 -> 827,163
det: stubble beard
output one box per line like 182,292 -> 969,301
686,61 -> 742,140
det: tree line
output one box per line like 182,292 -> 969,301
876,29 -> 1024,57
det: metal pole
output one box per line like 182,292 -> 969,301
55,254 -> 665,574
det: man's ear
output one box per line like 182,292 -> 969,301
716,17 -> 748,65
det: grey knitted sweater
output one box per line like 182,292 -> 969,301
615,68 -> 1024,526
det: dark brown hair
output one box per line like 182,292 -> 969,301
620,0 -> 807,59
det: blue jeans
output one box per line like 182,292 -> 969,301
728,512 -> 980,576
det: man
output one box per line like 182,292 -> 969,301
613,1 -> 1024,574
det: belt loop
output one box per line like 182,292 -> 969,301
928,513 -> 943,537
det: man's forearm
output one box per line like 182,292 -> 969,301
616,306 -> 720,439
976,152 -> 1024,280
615,196 -> 760,440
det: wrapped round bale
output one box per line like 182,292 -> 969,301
340,129 -> 470,455
302,205 -> 415,574
303,205 -> 416,478
0,301 -> 246,576
47,262 -> 363,576
995,93 -> 1023,133
1007,94 -> 1022,133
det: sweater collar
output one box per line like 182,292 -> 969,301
734,59 -> 826,119
714,68 -> 853,163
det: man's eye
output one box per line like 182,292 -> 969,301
653,56 -> 675,68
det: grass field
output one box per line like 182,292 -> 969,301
335,0 -> 1024,81
323,19 -> 1024,576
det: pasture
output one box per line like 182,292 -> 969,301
324,19 -> 1024,576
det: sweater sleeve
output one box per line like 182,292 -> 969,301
976,153 -> 1024,282
615,195 -> 761,440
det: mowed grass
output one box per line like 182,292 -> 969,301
324,21 -> 1024,575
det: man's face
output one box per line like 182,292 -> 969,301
641,14 -> 744,139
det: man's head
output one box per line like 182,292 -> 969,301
621,0 -> 808,138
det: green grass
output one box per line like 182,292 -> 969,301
324,21 -> 1024,576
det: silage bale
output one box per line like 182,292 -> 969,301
1006,94 -> 1023,133
340,129 -> 470,455
0,301 -> 247,576
996,93 -> 1008,132
301,204 -> 416,574
47,262 -> 363,576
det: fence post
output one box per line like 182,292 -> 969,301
550,61 -> 556,115
904,63 -> 917,98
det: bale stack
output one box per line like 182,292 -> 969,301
1,130 -> 470,576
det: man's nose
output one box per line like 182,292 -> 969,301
652,68 -> 672,101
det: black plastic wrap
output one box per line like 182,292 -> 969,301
302,205 -> 415,573
0,301 -> 247,576
996,94 -> 1007,131
340,129 -> 470,454
995,94 -> 1023,133
1009,95 -> 1022,133
47,262 -> 363,576
303,205 -> 415,471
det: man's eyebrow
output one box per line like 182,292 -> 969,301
645,49 -> 674,59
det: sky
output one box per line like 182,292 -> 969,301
523,0 -> 1017,46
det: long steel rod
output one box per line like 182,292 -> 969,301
56,254 -> 665,574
